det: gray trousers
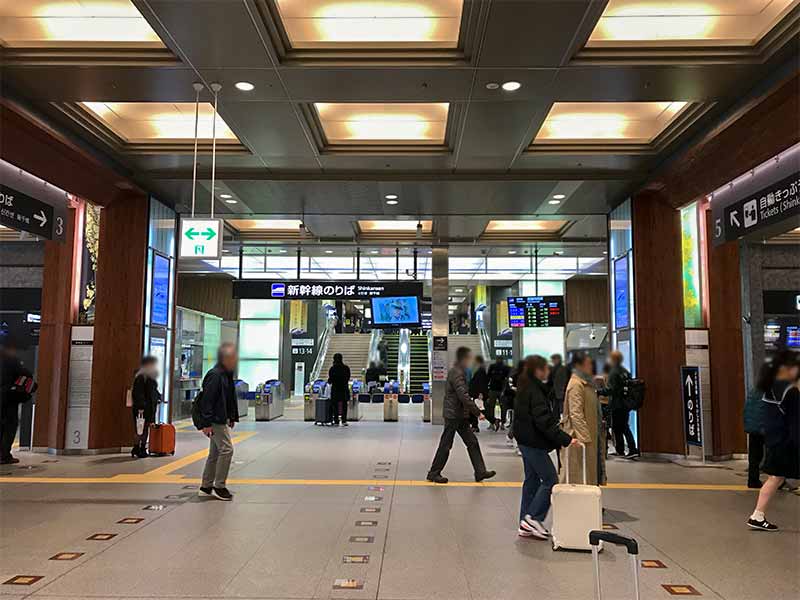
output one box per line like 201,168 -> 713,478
201,424 -> 233,488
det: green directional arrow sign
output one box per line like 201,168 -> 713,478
179,218 -> 222,259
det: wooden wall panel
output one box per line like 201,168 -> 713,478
565,277 -> 609,323
177,275 -> 239,321
632,191 -> 686,455
33,207 -> 78,449
88,192 -> 149,449
706,217 -> 747,456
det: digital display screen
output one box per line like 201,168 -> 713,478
150,253 -> 170,327
370,296 -> 420,326
787,326 -> 800,348
507,296 -> 565,328
614,257 -> 630,330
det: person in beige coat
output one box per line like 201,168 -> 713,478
559,352 -> 606,486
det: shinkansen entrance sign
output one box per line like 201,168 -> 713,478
179,218 -> 221,259
233,280 -> 422,300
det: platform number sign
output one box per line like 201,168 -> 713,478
179,219 -> 221,260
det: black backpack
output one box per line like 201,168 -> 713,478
191,391 -> 205,430
622,378 -> 645,410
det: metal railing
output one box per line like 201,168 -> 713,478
309,311 -> 337,383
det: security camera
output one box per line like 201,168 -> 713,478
589,327 -> 597,341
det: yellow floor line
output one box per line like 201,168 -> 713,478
142,431 -> 257,478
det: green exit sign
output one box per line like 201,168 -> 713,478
179,218 -> 222,259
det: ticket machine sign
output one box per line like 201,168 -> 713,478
180,218 -> 221,260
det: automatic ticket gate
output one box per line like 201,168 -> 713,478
255,380 -> 285,421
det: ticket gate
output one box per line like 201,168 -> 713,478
255,380 -> 285,421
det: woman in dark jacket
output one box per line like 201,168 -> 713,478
131,356 -> 160,458
747,350 -> 799,532
513,355 -> 578,539
328,353 -> 351,426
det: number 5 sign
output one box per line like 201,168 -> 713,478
179,218 -> 222,259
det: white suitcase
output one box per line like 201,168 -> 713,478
551,445 -> 602,552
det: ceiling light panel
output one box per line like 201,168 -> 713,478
484,220 -> 568,233
534,102 -> 689,144
0,0 -> 164,48
227,219 -> 305,231
315,103 -> 449,145
587,0 -> 799,47
80,102 -> 237,143
358,220 -> 433,232
274,0 -> 463,48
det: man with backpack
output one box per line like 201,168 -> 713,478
605,351 -> 641,458
193,343 -> 239,501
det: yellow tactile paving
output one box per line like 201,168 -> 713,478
142,431 -> 257,478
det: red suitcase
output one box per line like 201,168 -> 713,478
149,423 -> 176,455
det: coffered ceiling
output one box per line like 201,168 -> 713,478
1,0 -> 798,244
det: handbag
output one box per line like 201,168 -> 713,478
136,410 -> 145,436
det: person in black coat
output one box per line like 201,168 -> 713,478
328,353 -> 351,426
131,356 -> 161,458
1,337 -> 36,465
513,355 -> 579,539
469,356 -> 490,432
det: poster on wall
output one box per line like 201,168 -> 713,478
613,257 -> 630,330
150,253 -> 170,327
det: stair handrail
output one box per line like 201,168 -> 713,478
310,309 -> 337,382
368,329 -> 383,369
398,328 -> 411,393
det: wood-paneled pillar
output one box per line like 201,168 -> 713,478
33,205 -> 80,450
88,191 -> 149,450
632,190 -> 686,455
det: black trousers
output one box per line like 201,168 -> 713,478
485,391 -> 499,425
0,403 -> 20,460
428,418 -> 487,478
333,398 -> 348,424
748,432 -> 765,485
611,408 -> 637,454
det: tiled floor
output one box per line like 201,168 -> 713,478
1,413 -> 798,599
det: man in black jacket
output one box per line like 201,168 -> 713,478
426,347 -> 496,484
606,351 -> 639,458
487,357 -> 509,427
1,338 -> 35,465
198,343 -> 239,501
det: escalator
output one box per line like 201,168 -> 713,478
383,333 -> 399,381
408,334 -> 430,394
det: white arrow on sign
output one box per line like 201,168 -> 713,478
729,210 -> 740,228
685,375 -> 694,393
33,210 -> 47,228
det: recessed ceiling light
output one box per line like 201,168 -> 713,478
455,288 -> 463,293
325,250 -> 334,254
603,251 -> 608,255
371,250 -> 379,254
235,81 -> 255,92
386,199 -> 399,205
548,200 -> 561,205
508,250 -> 517,255
220,193 -> 232,199
385,194 -> 398,200
279,249 -> 287,253
553,194 -> 566,200
554,251 -> 564,256
485,82 -> 500,90
502,81 -> 521,92
224,199 -> 237,204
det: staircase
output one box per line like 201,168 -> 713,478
383,333 -> 399,381
409,334 -> 430,393
447,333 -> 483,365
320,333 -> 371,379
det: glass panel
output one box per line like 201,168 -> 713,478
238,359 -> 279,387
203,317 -> 221,375
240,299 -> 281,319
239,320 -> 281,358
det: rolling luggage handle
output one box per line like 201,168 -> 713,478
589,531 -> 640,600
564,442 -> 587,485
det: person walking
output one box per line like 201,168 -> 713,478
547,353 -> 568,417
747,351 -> 799,531
0,337 -> 36,465
560,352 -> 606,486
328,353 -> 351,426
744,362 -> 771,489
606,351 -> 639,458
197,343 -> 239,501
514,355 -> 579,539
488,357 -> 510,429
130,356 -> 160,458
469,355 -> 489,432
426,347 -> 496,484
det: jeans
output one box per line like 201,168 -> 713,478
428,418 -> 487,478
748,432 -> 765,485
201,424 -> 234,488
0,403 -> 20,460
518,444 -> 558,522
611,408 -> 637,455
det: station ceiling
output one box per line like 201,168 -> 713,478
2,1 -> 798,244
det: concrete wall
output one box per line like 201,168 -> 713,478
0,241 -> 44,290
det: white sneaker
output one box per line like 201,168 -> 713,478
523,515 -> 550,537
519,519 -> 548,539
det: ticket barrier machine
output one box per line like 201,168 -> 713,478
255,380 -> 285,421
304,379 -> 325,421
234,380 -> 250,419
383,381 -> 399,421
422,382 -> 431,422
349,380 -> 362,421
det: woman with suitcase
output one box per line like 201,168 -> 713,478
130,356 -> 160,458
514,355 -> 579,539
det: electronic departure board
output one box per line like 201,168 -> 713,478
507,296 -> 566,328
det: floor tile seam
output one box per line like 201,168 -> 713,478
623,522 -> 727,600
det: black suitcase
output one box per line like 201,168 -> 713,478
589,531 -> 640,600
315,397 -> 332,425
